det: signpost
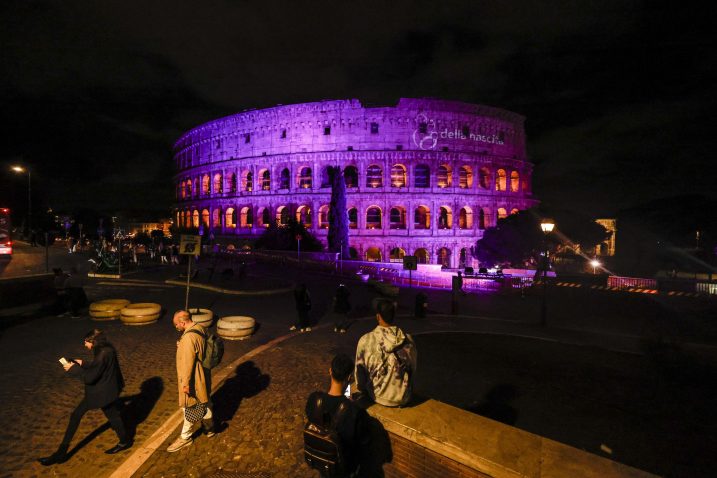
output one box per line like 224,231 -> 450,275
180,234 -> 201,310
403,255 -> 418,288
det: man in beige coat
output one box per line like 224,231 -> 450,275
166,310 -> 216,452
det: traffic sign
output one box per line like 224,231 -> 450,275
180,234 -> 201,256
403,255 -> 418,271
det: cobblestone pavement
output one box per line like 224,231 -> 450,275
1,258 -> 716,478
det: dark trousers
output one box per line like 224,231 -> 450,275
296,309 -> 310,328
61,398 -> 127,447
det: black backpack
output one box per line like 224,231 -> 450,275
186,328 -> 224,369
304,394 -> 349,477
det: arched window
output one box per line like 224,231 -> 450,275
437,247 -> 451,267
276,206 -> 290,226
390,164 -> 406,188
414,206 -> 430,229
201,209 -> 210,228
478,208 -> 486,230
227,173 -> 237,193
437,165 -> 452,188
280,168 -> 290,189
459,166 -> 473,189
261,170 -> 271,191
459,207 -> 472,229
415,248 -> 428,264
320,167 -> 331,188
511,208 -> 519,215
184,210 -> 190,228
510,171 -> 520,192
296,205 -> 312,227
366,207 -> 382,229
242,171 -> 253,192
213,207 -> 221,228
497,207 -> 508,220
192,210 -> 199,228
344,166 -> 358,188
201,175 -> 210,195
213,173 -> 223,194
496,169 -> 507,191
225,208 -> 236,228
186,180 -> 193,198
240,207 -> 253,228
347,207 -> 358,229
366,165 -> 383,188
438,206 -> 452,229
365,246 -> 382,262
479,167 -> 490,189
257,207 -> 271,228
193,178 -> 199,197
389,207 -> 406,229
414,164 -> 430,188
389,247 -> 405,261
318,205 -> 330,229
299,167 -> 312,189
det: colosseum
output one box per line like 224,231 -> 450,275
173,98 -> 537,268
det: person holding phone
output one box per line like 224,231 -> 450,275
38,329 -> 130,466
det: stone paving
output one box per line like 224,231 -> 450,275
1,256 -> 716,477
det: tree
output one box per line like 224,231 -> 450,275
475,208 -> 610,268
255,217 -> 323,252
327,166 -> 350,259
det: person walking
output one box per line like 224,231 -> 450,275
38,329 -> 131,466
292,283 -> 312,332
166,310 -> 215,452
332,284 -> 351,333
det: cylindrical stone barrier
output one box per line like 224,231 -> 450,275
89,299 -> 130,321
217,315 -> 255,340
120,303 -> 161,326
188,308 -> 213,327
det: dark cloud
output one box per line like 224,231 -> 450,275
1,0 -> 714,217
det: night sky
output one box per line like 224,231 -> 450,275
1,0 -> 714,220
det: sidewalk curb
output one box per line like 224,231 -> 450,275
164,279 -> 294,296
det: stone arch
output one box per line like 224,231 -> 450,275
511,171 -> 520,192
510,207 -> 519,215
298,167 -> 312,189
459,206 -> 473,229
320,167 -> 331,188
437,164 -> 452,188
496,169 -> 507,191
389,247 -> 405,261
390,164 -> 407,187
192,210 -> 200,228
201,209 -> 210,228
366,206 -> 382,229
478,208 -> 487,230
259,169 -> 271,191
225,207 -> 236,228
318,205 -> 330,229
414,205 -> 430,229
296,205 -> 312,227
227,173 -> 237,193
438,206 -> 453,229
459,166 -> 473,189
366,164 -> 383,188
213,173 -> 223,194
415,247 -> 429,264
344,166 -> 358,188
497,207 -> 508,220
389,206 -> 407,229
437,247 -> 451,267
242,170 -> 253,192
347,207 -> 358,229
479,167 -> 490,189
415,164 -> 430,188
365,246 -> 382,262
201,175 -> 210,195
280,168 -> 290,189
276,205 -> 290,226
240,206 -> 253,227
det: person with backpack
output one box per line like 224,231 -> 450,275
354,298 -> 417,407
332,284 -> 351,333
166,310 -> 217,452
304,353 -> 367,477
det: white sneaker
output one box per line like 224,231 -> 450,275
289,325 -> 297,331
166,436 -> 192,453
333,327 -> 338,333
305,327 -> 312,332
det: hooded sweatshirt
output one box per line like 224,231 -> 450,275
354,325 -> 417,407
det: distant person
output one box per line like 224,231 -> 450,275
354,298 -> 417,407
292,283 -> 312,332
332,284 -> 351,333
38,329 -> 131,466
52,268 -> 70,316
305,353 -> 368,477
166,310 -> 215,452
64,266 -> 88,318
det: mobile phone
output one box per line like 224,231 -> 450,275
59,357 -> 69,366
344,383 -> 351,398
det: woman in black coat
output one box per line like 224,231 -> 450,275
39,329 -> 131,466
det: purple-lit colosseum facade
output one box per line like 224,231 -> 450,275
173,98 -> 537,268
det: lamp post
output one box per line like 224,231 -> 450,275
590,259 -> 601,275
11,165 -> 31,236
540,220 -> 555,326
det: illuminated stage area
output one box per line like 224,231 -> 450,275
173,98 -> 537,267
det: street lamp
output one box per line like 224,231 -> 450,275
590,259 -> 601,275
11,165 -> 31,236
540,219 -> 554,326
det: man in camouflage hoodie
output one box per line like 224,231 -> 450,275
354,298 -> 417,407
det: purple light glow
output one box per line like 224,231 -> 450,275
173,98 -> 537,268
